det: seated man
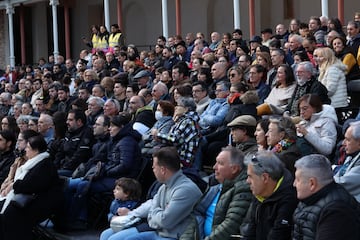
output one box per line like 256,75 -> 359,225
293,154 -> 360,240
241,151 -> 298,240
54,109 -> 94,177
199,81 -> 230,135
181,146 -> 252,240
100,146 -> 203,240
334,120 -> 360,202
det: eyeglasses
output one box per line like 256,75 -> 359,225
229,73 -> 236,78
215,89 -> 225,93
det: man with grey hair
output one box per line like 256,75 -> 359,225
86,96 -> 105,126
199,81 -> 230,135
0,92 -> 12,117
38,113 -> 54,144
284,61 -> 330,117
240,151 -> 297,240
181,146 -> 252,239
293,154 -> 360,240
334,120 -> 360,202
286,34 -> 304,65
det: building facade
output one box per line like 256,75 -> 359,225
0,0 -> 359,69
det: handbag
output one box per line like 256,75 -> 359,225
72,163 -> 87,178
12,193 -> 36,208
110,215 -> 141,232
83,161 -> 104,181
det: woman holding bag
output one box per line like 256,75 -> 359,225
0,134 -> 63,240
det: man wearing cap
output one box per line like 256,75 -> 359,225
227,115 -> 258,156
133,69 -> 152,90
261,28 -> 273,47
249,36 -> 263,61
175,40 -> 190,62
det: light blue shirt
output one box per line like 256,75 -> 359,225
204,185 -> 222,236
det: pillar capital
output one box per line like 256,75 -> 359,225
50,0 -> 59,6
6,3 -> 14,15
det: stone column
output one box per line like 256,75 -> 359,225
50,0 -> 59,63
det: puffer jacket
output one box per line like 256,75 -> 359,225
240,170 -> 298,240
319,61 -> 348,108
105,123 -> 142,178
303,104 -> 338,156
181,169 -> 252,240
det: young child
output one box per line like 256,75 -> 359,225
107,177 -> 142,222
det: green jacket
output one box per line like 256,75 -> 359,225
180,169 -> 252,240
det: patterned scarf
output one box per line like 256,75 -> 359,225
271,138 -> 296,153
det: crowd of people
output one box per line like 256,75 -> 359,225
0,11 -> 360,240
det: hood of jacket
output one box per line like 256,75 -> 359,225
112,123 -> 142,142
330,60 -> 348,74
309,104 -> 338,124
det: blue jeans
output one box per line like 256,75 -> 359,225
65,177 -> 117,222
100,227 -> 176,240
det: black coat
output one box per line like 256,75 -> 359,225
240,170 -> 298,240
0,150 -> 15,185
0,156 -> 64,240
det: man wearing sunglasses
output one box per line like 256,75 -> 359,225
240,151 -> 297,240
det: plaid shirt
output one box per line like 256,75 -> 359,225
157,111 -> 200,167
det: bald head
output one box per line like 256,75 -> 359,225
211,62 -> 227,80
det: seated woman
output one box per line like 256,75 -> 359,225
255,118 -> 269,151
0,130 -> 39,197
142,100 -> 175,155
331,36 -> 360,81
153,97 -> 200,168
295,94 -> 338,157
266,116 -> 301,174
263,64 -> 297,112
0,134 -> 63,240
313,47 -> 348,114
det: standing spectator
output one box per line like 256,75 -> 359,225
108,24 -> 125,50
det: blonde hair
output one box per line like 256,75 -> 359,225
315,47 -> 341,80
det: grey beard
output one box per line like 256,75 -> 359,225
297,77 -> 308,86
